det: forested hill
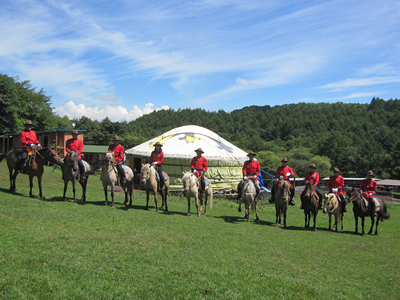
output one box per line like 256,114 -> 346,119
123,98 -> 400,179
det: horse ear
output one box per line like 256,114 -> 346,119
182,171 -> 186,175
325,194 -> 328,198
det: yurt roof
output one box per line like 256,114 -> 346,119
126,125 -> 248,163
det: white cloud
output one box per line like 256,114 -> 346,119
53,101 -> 169,122
321,77 -> 400,89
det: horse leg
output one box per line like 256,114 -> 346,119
146,192 -> 150,210
164,190 -> 168,212
368,216 -> 374,235
275,209 -> 279,227
304,211 -> 308,230
38,175 -> 45,200
187,196 -> 191,216
195,194 -> 200,217
283,210 -> 287,228
313,211 -> 317,231
154,188 -> 159,213
198,193 -> 203,216
9,167 -> 16,192
63,180 -> 69,201
104,186 -> 108,206
111,185 -> 115,207
246,205 -> 250,223
340,213 -> 344,231
374,215 -> 380,235
204,193 -> 208,216
72,180 -> 77,203
354,214 -> 359,235
29,175 -> 34,198
123,186 -> 128,205
255,202 -> 259,222
80,178 -> 87,202
360,216 -> 365,236
328,214 -> 332,230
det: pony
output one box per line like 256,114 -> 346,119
62,150 -> 95,202
182,172 -> 213,217
100,151 -> 135,207
346,188 -> 390,235
301,182 -> 319,231
238,178 -> 259,222
274,180 -> 290,227
323,193 -> 344,232
140,163 -> 169,212
0,147 -> 64,199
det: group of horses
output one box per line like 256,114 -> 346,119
0,148 -> 390,235
0,148 -> 212,216
256,179 -> 389,235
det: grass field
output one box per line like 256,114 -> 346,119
1,166 -> 399,299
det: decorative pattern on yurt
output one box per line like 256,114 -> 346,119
126,125 -> 248,190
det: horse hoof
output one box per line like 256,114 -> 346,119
238,208 -> 242,213
187,213 -> 191,216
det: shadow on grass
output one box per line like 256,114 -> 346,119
213,215 -> 275,226
0,187 -> 24,197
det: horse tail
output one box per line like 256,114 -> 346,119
209,190 -> 213,209
381,203 -> 390,221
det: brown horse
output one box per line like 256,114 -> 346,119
346,188 -> 390,235
140,163 -> 170,212
275,180 -> 290,227
301,182 -> 319,231
0,147 -> 64,199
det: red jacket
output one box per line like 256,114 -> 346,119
275,166 -> 295,186
243,160 -> 260,182
328,176 -> 345,196
65,138 -> 84,159
191,156 -> 208,178
150,151 -> 164,165
108,144 -> 124,164
360,179 -> 377,198
305,171 -> 320,186
20,130 -> 39,152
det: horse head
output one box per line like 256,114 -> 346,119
140,163 -> 154,185
40,147 -> 64,166
182,172 -> 196,194
104,151 -> 114,165
276,180 -> 290,203
323,193 -> 337,214
304,182 -> 315,197
67,151 -> 79,171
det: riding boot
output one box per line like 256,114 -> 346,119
318,198 -> 322,210
370,199 -> 377,216
289,186 -> 295,206
16,160 -> 25,174
121,176 -> 127,186
341,200 -> 347,213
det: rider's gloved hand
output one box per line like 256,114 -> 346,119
286,172 -> 291,177
193,169 -> 197,173
243,176 -> 248,180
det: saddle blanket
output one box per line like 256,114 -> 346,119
363,197 -> 381,212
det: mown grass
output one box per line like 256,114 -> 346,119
1,166 -> 399,299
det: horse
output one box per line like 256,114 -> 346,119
301,182 -> 319,231
100,152 -> 135,207
323,193 -> 344,232
0,147 -> 64,199
346,188 -> 390,235
274,180 -> 290,227
62,150 -> 95,202
140,163 -> 170,212
182,172 -> 213,217
238,178 -> 259,223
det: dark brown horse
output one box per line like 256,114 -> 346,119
275,180 -> 290,228
301,182 -> 319,231
0,147 -> 64,199
346,188 -> 390,235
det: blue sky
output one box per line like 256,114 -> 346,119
1,0 -> 399,121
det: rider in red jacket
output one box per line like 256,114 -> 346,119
271,157 -> 295,206
360,170 -> 377,216
108,135 -> 126,185
191,148 -> 208,198
150,142 -> 165,190
65,129 -> 85,181
17,120 -> 41,172
301,163 -> 323,209
328,167 -> 347,212
236,151 -> 261,202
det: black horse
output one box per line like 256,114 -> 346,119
346,188 -> 390,235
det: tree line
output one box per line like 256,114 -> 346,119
1,74 -> 399,180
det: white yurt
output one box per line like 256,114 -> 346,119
125,125 -> 249,190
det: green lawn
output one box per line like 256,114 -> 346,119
1,166 -> 399,299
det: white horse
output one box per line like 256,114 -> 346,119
323,193 -> 344,232
238,179 -> 259,222
140,163 -> 169,212
121,165 -> 135,206
182,172 -> 213,216
100,151 -> 134,207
